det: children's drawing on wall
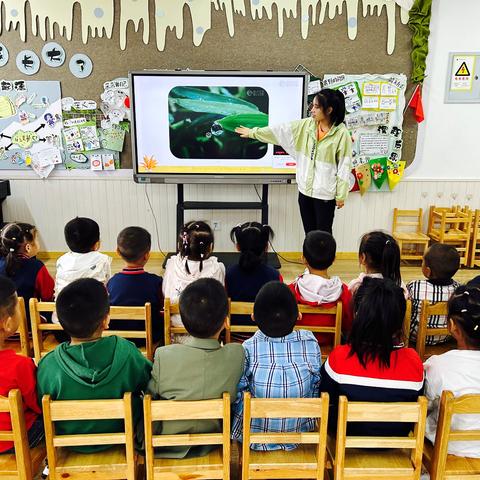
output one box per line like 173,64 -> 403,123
323,73 -> 407,194
0,80 -> 63,177
1,0 -> 409,55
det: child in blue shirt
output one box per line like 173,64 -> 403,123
107,227 -> 163,343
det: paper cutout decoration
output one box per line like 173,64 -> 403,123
100,78 -> 130,127
41,42 -> 65,67
69,53 -> 93,78
16,50 -> 40,75
99,125 -> 125,151
369,157 -> 388,189
354,163 -> 371,196
349,169 -> 359,192
387,160 -> 405,190
0,44 -> 9,67
90,154 -> 103,170
407,84 -> 424,123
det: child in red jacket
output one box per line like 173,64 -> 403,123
289,231 -> 352,345
0,276 -> 42,453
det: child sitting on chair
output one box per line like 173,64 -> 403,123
37,278 -> 151,453
232,281 -> 321,451
0,276 -> 43,453
407,243 -> 460,345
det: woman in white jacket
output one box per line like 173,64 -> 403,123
163,221 -> 225,338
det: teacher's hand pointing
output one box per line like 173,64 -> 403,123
235,126 -> 252,138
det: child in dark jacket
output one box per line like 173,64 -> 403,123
288,231 -> 352,345
37,278 -> 151,453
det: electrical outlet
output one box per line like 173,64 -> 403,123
212,220 -> 221,231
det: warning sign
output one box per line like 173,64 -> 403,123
451,55 -> 475,91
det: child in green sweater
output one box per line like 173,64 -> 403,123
37,278 -> 151,453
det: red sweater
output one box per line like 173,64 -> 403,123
0,350 -> 41,453
288,281 -> 352,345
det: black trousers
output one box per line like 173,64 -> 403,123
298,192 -> 336,234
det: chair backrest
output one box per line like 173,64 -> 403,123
393,208 -> 424,234
403,299 -> 412,345
104,303 -> 153,361
429,207 -> 473,239
143,392 -> 231,480
334,395 -> 428,480
29,299 -> 61,364
42,393 -> 135,480
17,297 -> 31,357
242,392 -> 329,480
0,390 -> 35,480
429,390 -> 480,480
415,300 -> 449,360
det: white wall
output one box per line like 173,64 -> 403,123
3,0 -> 480,253
407,0 -> 480,179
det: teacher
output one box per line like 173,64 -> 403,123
236,89 -> 352,235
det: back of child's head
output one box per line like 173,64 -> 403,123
230,222 -> 274,273
56,278 -> 109,339
0,276 -> 17,321
117,226 -> 151,263
424,243 -> 460,281
448,285 -> 480,348
0,222 -> 36,276
179,278 -> 228,338
359,230 -> 401,286
303,230 -> 336,270
64,217 -> 100,254
178,221 -> 214,273
254,281 -> 298,338
350,277 -> 406,369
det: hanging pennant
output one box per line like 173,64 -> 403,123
387,160 -> 406,190
354,163 -> 371,195
369,156 -> 388,189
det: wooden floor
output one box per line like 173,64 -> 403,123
42,254 -> 479,286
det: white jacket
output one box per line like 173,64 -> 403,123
163,254 -> 225,327
55,251 -> 112,298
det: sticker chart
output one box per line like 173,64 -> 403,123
323,73 -> 407,194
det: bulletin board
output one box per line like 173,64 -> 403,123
0,0 -> 417,172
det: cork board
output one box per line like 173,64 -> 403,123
0,1 -> 417,169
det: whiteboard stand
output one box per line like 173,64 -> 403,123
162,184 -> 281,269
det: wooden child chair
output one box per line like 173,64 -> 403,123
42,393 -> 137,480
392,208 -> 430,261
241,392 -> 330,479
423,390 -> 480,480
143,392 -> 231,479
4,297 -> 31,357
329,396 -> 428,480
468,209 -> 480,267
0,390 -> 46,480
29,300 -> 62,364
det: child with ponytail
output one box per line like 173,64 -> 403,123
348,230 -> 407,297
226,222 -> 281,337
424,285 -> 480,458
163,221 -> 225,338
0,222 -> 54,309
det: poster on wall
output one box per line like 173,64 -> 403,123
323,73 -> 407,193
0,80 -> 63,176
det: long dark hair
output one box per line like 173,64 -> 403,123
178,221 -> 214,274
448,285 -> 480,349
359,231 -> 401,286
230,222 -> 274,273
0,223 -> 36,276
349,277 -> 406,369
314,89 -> 346,125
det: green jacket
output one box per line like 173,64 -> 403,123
146,337 -> 245,458
37,336 -> 152,453
250,118 -> 352,201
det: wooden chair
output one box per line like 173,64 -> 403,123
4,297 -> 31,357
164,297 -> 231,345
143,392 -> 231,479
468,209 -> 480,267
329,396 -> 428,480
423,390 -> 480,480
415,300 -> 455,361
403,299 -> 412,345
228,300 -> 342,359
427,206 -> 473,266
30,299 -> 153,363
42,393 -> 136,480
392,208 -> 430,261
241,392 -> 330,479
0,390 -> 46,480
